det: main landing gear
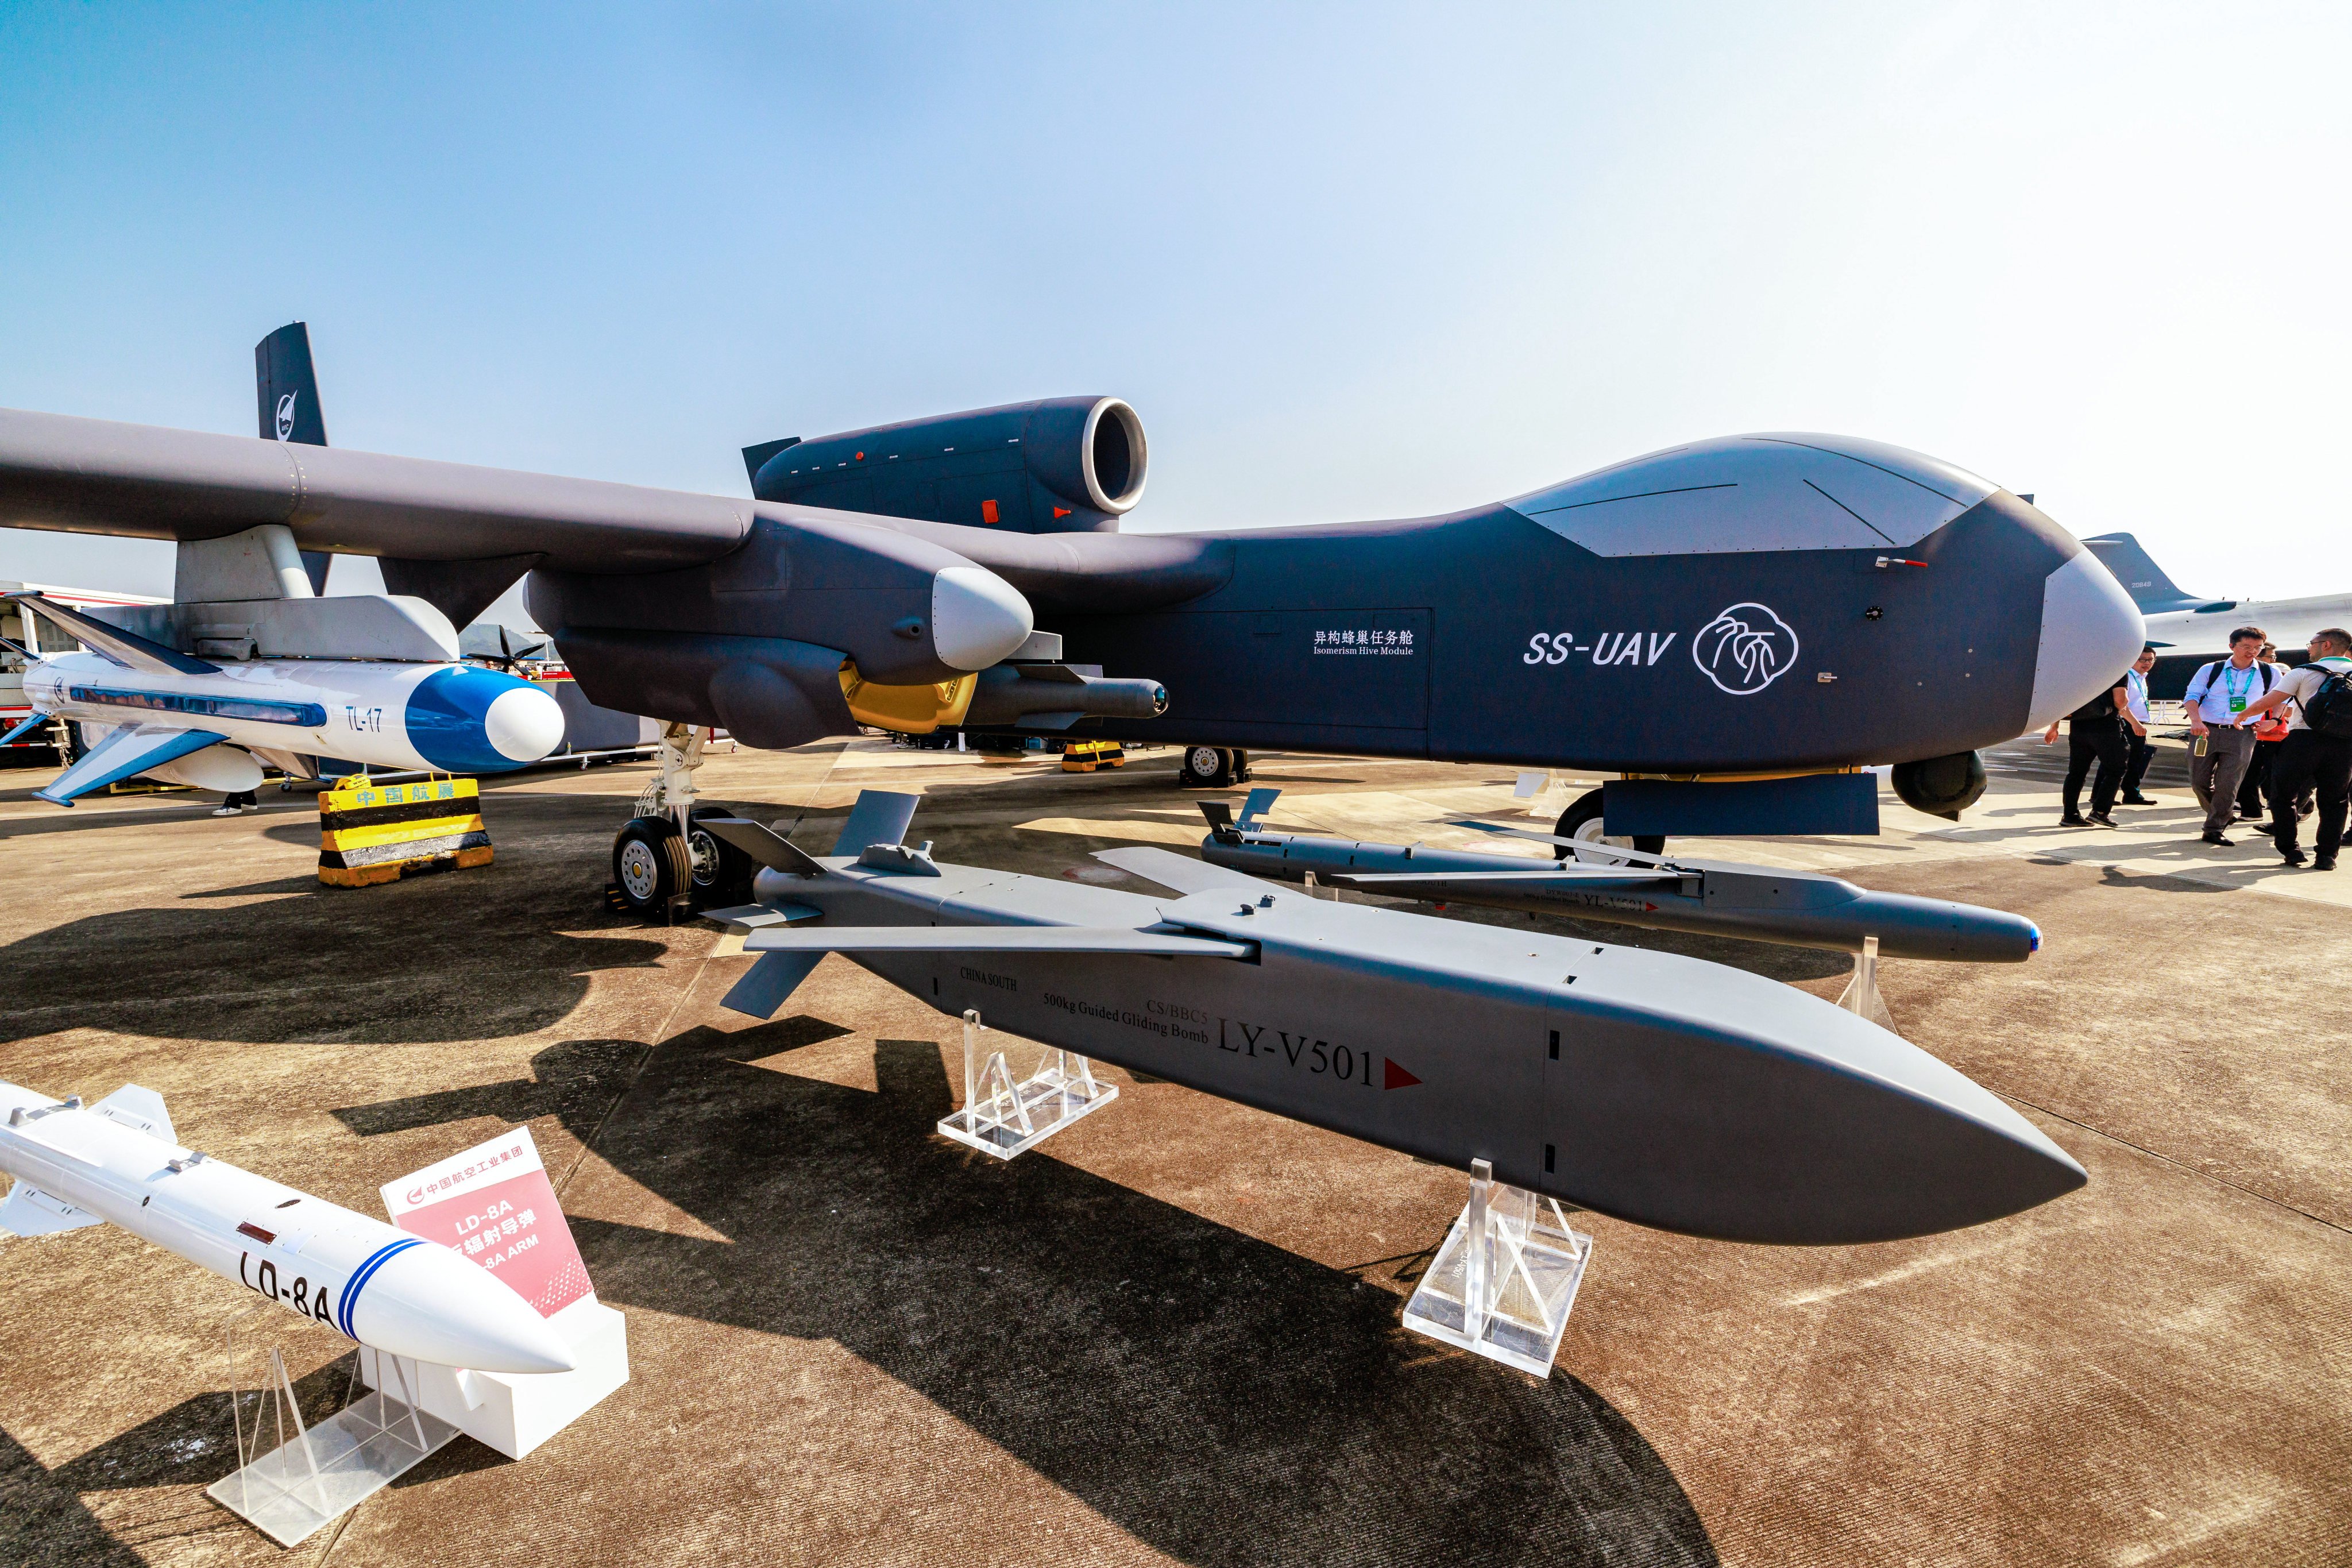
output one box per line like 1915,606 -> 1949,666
608,723 -> 756,918
1179,746 -> 1252,789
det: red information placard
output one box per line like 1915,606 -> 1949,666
381,1125 -> 592,1319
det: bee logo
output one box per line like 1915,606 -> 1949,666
1693,603 -> 1799,695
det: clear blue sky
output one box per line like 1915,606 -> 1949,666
3,3 -> 2346,621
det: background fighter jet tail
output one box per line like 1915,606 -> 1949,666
254,322 -> 334,594
2083,533 -> 2203,615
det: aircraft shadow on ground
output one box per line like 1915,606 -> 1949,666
336,1022 -> 1721,1568
0,885 -> 670,1049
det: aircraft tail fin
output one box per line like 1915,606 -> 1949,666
2082,534 -> 2200,615
254,322 -> 334,593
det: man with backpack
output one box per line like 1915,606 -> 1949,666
2181,627 -> 2275,845
2231,628 -> 2352,870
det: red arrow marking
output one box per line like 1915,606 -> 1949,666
1383,1059 -> 1421,1091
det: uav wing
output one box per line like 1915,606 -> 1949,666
1092,845 -> 1279,897
719,920 -> 1252,1021
744,926 -> 1254,957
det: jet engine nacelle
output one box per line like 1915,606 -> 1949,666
747,396 -> 1148,534
528,508 -> 1034,689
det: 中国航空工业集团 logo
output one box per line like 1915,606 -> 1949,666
1693,602 -> 1800,695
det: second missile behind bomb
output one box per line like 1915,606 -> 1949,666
1196,793 -> 2038,963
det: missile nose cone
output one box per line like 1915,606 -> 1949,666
931,566 -> 1034,670
405,666 -> 564,773
347,1241 -> 578,1374
484,683 -> 565,762
2025,545 -> 2146,729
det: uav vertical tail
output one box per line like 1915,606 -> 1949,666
254,322 -> 333,593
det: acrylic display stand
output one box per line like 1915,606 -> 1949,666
204,1307 -> 457,1547
357,1295 -> 628,1460
935,1009 -> 1118,1159
1836,934 -> 1897,1031
1400,1159 -> 1593,1378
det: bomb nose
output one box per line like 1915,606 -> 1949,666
2025,548 -> 2146,729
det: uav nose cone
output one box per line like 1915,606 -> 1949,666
347,1241 -> 578,1374
2025,547 -> 2146,729
932,566 -> 1034,671
484,683 -> 566,762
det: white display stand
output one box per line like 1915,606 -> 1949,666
358,1295 -> 628,1459
935,1009 -> 1118,1159
206,1309 -> 457,1547
1836,934 -> 1897,1031
1401,1159 -> 1593,1378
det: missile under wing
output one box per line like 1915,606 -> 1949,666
698,793 -> 2084,1246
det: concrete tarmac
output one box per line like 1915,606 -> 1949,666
0,736 -> 2343,1566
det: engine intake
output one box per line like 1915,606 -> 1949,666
747,396 -> 1148,534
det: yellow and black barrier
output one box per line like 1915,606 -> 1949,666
318,777 -> 492,887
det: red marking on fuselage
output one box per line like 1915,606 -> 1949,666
1383,1059 -> 1421,1090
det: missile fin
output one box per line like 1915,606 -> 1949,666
6,593 -> 218,675
36,725 -> 229,805
698,817 -> 828,877
91,1084 -> 174,1144
829,790 -> 921,856
0,1181 -> 103,1237
721,951 -> 825,1019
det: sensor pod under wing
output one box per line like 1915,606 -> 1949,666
709,792 -> 2084,1246
0,1079 -> 575,1375
1192,792 -> 2040,963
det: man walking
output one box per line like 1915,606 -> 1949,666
2231,628 -> 2352,870
2042,667 -> 2133,827
2181,627 -> 2273,845
2119,647 -> 2158,805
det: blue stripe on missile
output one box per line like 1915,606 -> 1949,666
403,666 -> 539,773
337,1237 -> 424,1338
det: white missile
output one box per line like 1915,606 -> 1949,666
3,591 -> 565,807
0,1080 -> 576,1376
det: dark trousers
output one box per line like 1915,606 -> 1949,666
2269,731 -> 2352,860
2239,739 -> 2280,816
2065,723 -> 2126,818
2122,735 -> 2155,798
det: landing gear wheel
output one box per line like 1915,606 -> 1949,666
613,817 -> 692,916
1181,746 -> 1234,789
1557,789 -> 1664,864
685,804 -> 756,906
